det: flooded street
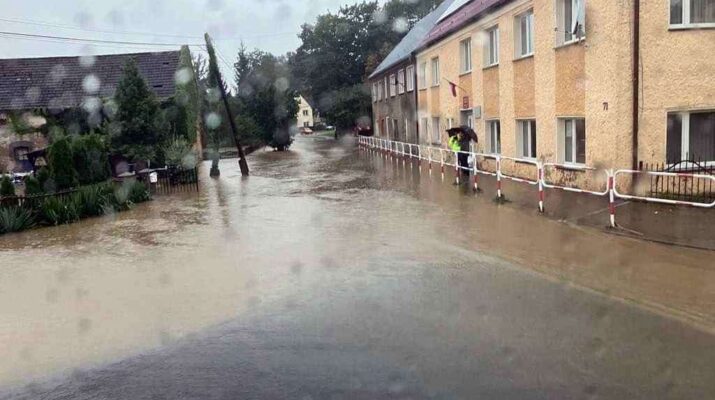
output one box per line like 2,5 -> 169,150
1,137 -> 714,399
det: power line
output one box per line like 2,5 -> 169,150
0,33 -> 179,53
0,16 -> 202,40
0,16 -> 296,41
0,30 -> 201,47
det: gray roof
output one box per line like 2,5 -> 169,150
369,0 -> 456,79
0,50 -> 181,111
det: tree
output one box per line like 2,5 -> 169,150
48,136 -> 78,190
233,48 -> 298,150
72,134 -> 109,185
0,176 -> 14,197
288,0 -> 441,130
110,58 -> 161,163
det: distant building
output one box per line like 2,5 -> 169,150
296,95 -> 315,128
0,50 -> 187,173
368,0 -> 456,144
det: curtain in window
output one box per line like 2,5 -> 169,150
671,0 -> 684,24
576,119 -> 586,164
691,0 -> 715,23
529,120 -> 537,158
667,113 -> 683,162
689,112 -> 715,161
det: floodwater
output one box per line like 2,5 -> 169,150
0,136 -> 714,399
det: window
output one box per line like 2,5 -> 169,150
670,0 -> 715,26
557,0 -> 585,45
378,81 -> 383,101
404,118 -> 410,141
667,111 -> 715,162
516,120 -> 537,159
303,122 -> 309,127
484,26 -> 499,67
419,62 -> 427,89
397,70 -> 405,95
460,110 -> 474,128
515,10 -> 534,57
432,117 -> 441,144
406,65 -> 415,92
460,38 -> 472,73
385,77 -> 389,98
559,118 -> 586,164
389,74 -> 397,97
421,117 -> 429,142
14,146 -> 30,161
431,58 -> 440,86
302,110 -> 309,116
372,83 -> 378,102
487,120 -> 501,154
447,118 -> 455,129
391,118 -> 399,140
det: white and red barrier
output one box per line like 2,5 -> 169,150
357,137 -> 714,228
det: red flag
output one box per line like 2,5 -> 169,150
449,81 -> 458,97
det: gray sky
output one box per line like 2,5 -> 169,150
0,0 -> 370,78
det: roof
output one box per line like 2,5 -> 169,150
421,0 -> 511,48
0,50 -> 181,111
369,0 -> 457,79
437,0 -> 472,22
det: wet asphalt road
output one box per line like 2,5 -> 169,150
1,136 -> 714,399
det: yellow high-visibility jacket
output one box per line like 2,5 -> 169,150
448,136 -> 461,152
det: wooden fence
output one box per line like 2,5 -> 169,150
139,167 -> 199,195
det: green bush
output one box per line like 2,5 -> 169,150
36,167 -> 52,193
0,176 -> 15,197
72,134 -> 110,185
40,195 -> 80,226
48,136 -> 78,190
0,207 -> 35,234
114,180 -> 151,209
129,181 -> 151,203
24,175 -> 43,196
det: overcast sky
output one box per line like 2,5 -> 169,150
0,0 -> 374,77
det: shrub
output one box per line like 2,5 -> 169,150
0,207 -> 34,234
36,167 -> 52,192
74,185 -> 109,217
48,136 -> 78,190
163,137 -> 196,169
72,134 -> 110,185
24,175 -> 43,196
40,195 -> 80,225
0,176 -> 15,197
128,181 -> 151,204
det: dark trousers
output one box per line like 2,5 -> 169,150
458,153 -> 470,177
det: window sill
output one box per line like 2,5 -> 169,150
513,53 -> 534,62
554,37 -> 585,50
555,163 -> 588,171
669,23 -> 715,30
515,158 -> 537,165
459,70 -> 473,77
482,63 -> 499,70
430,85 -> 440,88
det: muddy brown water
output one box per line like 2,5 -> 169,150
0,136 -> 713,398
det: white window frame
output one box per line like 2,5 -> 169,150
516,119 -> 537,159
515,9 -> 534,58
432,116 -> 441,144
460,38 -> 472,74
418,62 -> 427,89
384,76 -> 389,98
378,80 -> 383,101
406,65 -> 415,92
556,0 -> 586,47
421,117 -> 429,143
484,26 -> 500,67
670,0 -> 715,28
431,57 -> 440,87
397,69 -> 405,95
372,82 -> 378,102
487,119 -> 501,154
667,110 -> 715,164
558,118 -> 586,165
389,74 -> 397,98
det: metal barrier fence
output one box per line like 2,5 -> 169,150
358,136 -> 714,228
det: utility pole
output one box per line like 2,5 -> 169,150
204,33 -> 249,176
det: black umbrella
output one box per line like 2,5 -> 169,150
460,125 -> 478,143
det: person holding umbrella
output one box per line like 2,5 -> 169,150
447,125 -> 477,182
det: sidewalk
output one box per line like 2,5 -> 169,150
456,169 -> 715,251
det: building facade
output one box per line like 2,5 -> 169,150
369,0 -> 456,144
296,95 -> 315,128
414,0 -> 714,185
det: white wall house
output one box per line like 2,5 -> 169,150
296,95 -> 314,128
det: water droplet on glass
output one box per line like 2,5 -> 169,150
82,74 -> 101,94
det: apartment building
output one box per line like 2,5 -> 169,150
414,0 -> 714,178
369,0 -> 456,144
